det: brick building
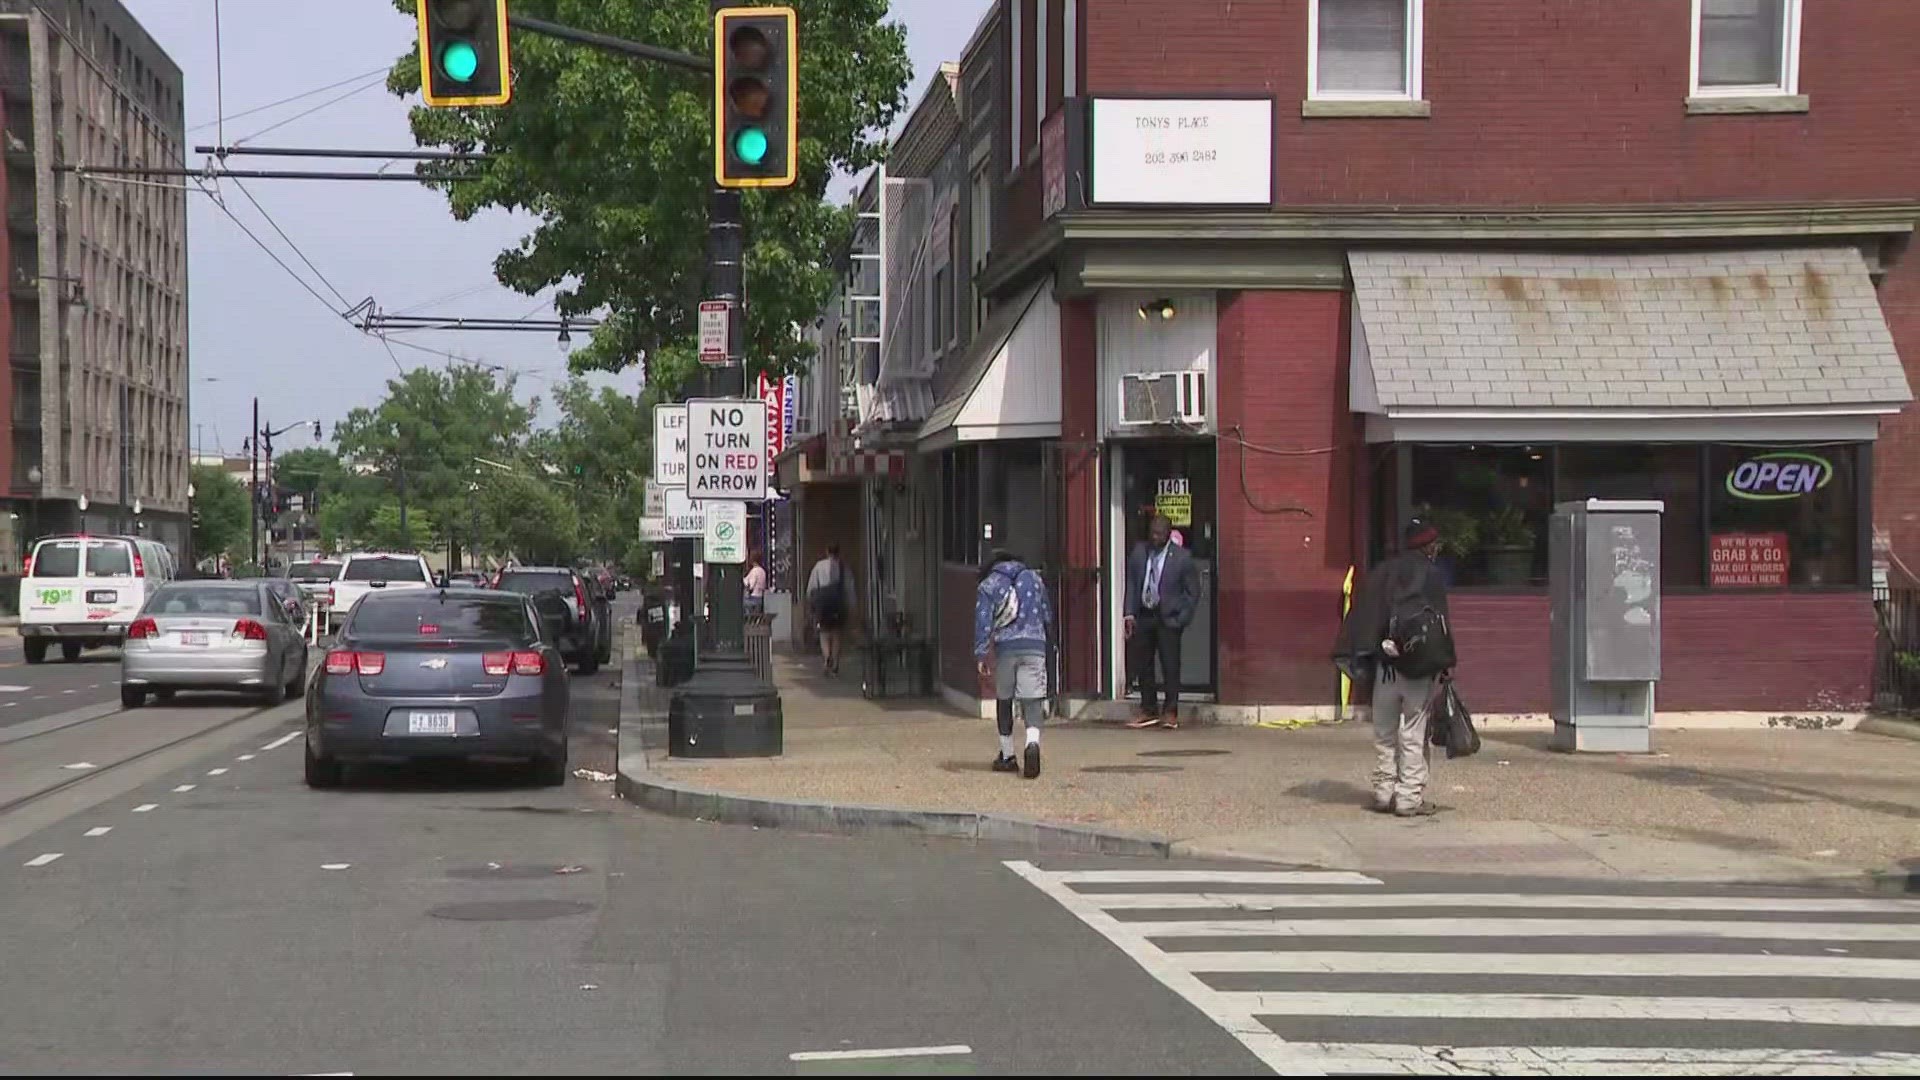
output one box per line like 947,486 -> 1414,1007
916,0 -> 1919,718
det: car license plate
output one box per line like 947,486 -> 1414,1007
86,589 -> 118,604
408,711 -> 457,735
181,631 -> 209,646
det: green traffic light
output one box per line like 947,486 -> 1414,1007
733,126 -> 770,166
438,40 -> 480,83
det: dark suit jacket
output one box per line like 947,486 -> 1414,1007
1125,541 -> 1199,629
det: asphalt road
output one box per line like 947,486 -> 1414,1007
0,647 -> 1914,1074
0,635 -> 131,727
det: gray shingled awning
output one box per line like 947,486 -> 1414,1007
1349,248 -> 1914,443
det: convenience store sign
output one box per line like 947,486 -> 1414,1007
1725,452 -> 1831,502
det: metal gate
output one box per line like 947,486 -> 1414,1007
1040,439 -> 1103,710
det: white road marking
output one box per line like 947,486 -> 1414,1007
171,784 -> 196,793
0,684 -> 30,692
1004,861 -> 1317,1074
1278,1044 -> 1920,1076
84,826 -> 112,837
131,804 -> 157,813
236,754 -> 256,761
789,1046 -> 972,1062
23,852 -> 62,867
261,731 -> 301,751
87,683 -> 99,689
321,863 -> 351,871
1085,892 -> 1920,914
1219,991 -> 1920,1027
1049,869 -> 1383,886
1125,918 -> 1920,942
3,702 -> 17,707
1170,951 -> 1920,980
61,761 -> 97,771
60,689 -> 75,694
206,767 -> 228,776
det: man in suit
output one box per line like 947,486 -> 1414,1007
1125,514 -> 1200,729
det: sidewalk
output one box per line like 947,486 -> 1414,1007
621,653 -> 1920,890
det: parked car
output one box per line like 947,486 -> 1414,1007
120,579 -> 310,708
492,566 -> 611,673
283,559 -> 342,603
303,588 -> 570,788
447,571 -> 489,588
19,534 -> 177,664
325,552 -> 434,631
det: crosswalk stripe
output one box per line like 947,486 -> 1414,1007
1123,917 -> 1920,942
1085,892 -> 1920,914
1275,1044 -> 1920,1076
1049,869 -> 1384,886
1168,950 -> 1920,979
1219,991 -> 1920,1026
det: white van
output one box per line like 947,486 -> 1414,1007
19,534 -> 176,663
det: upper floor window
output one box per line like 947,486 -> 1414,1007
1310,0 -> 1422,101
1693,0 -> 1800,96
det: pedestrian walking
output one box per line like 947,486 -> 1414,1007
806,544 -> 854,676
974,549 -> 1054,779
1123,514 -> 1200,729
742,549 -> 768,618
1334,517 -> 1457,817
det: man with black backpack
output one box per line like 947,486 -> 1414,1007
974,549 -> 1054,779
1334,518 -> 1456,817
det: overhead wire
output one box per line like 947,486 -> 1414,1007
191,176 -> 345,319
228,177 -> 353,309
229,74 -> 388,146
187,67 -> 390,134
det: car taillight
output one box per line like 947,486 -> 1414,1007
234,618 -> 269,641
512,650 -> 545,676
324,650 -> 385,675
132,552 -> 145,578
482,651 -> 512,676
574,579 -> 589,622
325,588 -> 336,608
127,617 -> 158,640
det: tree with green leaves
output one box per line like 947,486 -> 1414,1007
529,375 -> 652,561
476,471 -> 581,565
364,505 -> 439,552
189,464 -> 250,561
386,0 -> 911,393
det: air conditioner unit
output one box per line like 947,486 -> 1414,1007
1117,370 -> 1208,427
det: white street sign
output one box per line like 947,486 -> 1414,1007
703,501 -> 747,565
664,488 -> 706,537
639,516 -> 668,542
652,404 -> 688,487
642,479 -> 666,517
687,398 -> 767,502
698,300 -> 731,366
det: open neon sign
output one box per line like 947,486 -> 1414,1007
1725,452 -> 1832,501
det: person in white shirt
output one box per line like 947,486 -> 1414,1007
742,549 -> 768,617
805,545 -> 854,675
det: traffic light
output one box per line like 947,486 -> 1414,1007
714,6 -> 797,189
417,0 -> 512,108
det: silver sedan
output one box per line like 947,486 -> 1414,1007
120,580 -> 309,708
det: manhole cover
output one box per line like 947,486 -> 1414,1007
1136,748 -> 1231,758
445,864 -> 583,880
428,899 -> 594,921
1080,764 -> 1183,775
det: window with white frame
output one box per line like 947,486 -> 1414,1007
1693,0 -> 1800,96
1310,0 -> 1422,100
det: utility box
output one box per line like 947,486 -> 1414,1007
1549,499 -> 1663,753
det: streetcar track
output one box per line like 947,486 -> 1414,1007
0,705 -> 289,818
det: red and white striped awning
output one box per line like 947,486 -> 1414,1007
829,447 -> 907,479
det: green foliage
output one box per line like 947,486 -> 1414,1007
531,375 -> 651,561
1479,505 -> 1536,549
386,0 -> 911,394
364,505 -> 439,552
476,471 -> 581,565
189,464 -> 250,559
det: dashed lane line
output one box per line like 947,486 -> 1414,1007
236,754 -> 256,761
131,804 -> 157,813
23,852 -> 62,867
790,1047 -> 973,1061
261,731 -> 301,751
207,767 -> 228,776
83,826 -> 111,837
171,784 -> 195,793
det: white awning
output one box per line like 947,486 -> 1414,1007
917,279 -> 1062,452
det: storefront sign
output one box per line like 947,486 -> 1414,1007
1725,452 -> 1832,501
1155,477 -> 1192,527
1089,97 -> 1272,206
687,398 -> 768,502
1710,532 -> 1789,588
652,404 -> 688,487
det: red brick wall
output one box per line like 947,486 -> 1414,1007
1875,256 -> 1920,581
939,562 -> 983,696
1076,0 -> 1920,207
1451,593 -> 1876,713
1214,290 -> 1359,705
1058,294 -> 1102,695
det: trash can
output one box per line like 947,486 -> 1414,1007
745,613 -> 776,684
637,589 -> 670,659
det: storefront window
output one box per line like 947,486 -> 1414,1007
940,448 -> 979,565
1555,445 -> 1704,590
1708,445 -> 1859,588
1409,446 -> 1551,588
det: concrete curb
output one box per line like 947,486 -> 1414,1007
1857,716 -> 1920,744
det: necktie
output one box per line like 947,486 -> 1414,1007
1143,550 -> 1161,609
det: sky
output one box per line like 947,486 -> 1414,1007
118,0 -> 992,458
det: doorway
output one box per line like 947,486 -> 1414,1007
1111,440 -> 1218,699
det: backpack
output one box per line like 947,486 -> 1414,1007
1388,560 -> 1455,679
989,566 -> 1023,631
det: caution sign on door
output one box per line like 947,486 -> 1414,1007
1155,477 -> 1192,527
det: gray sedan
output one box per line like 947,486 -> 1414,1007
120,580 -> 310,708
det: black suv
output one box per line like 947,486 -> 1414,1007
492,566 -> 613,673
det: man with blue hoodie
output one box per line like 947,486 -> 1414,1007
974,549 -> 1054,779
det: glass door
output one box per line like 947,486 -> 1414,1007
1119,441 -> 1217,695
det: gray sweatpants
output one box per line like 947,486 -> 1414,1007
1370,673 -> 1435,810
994,652 -> 1047,735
